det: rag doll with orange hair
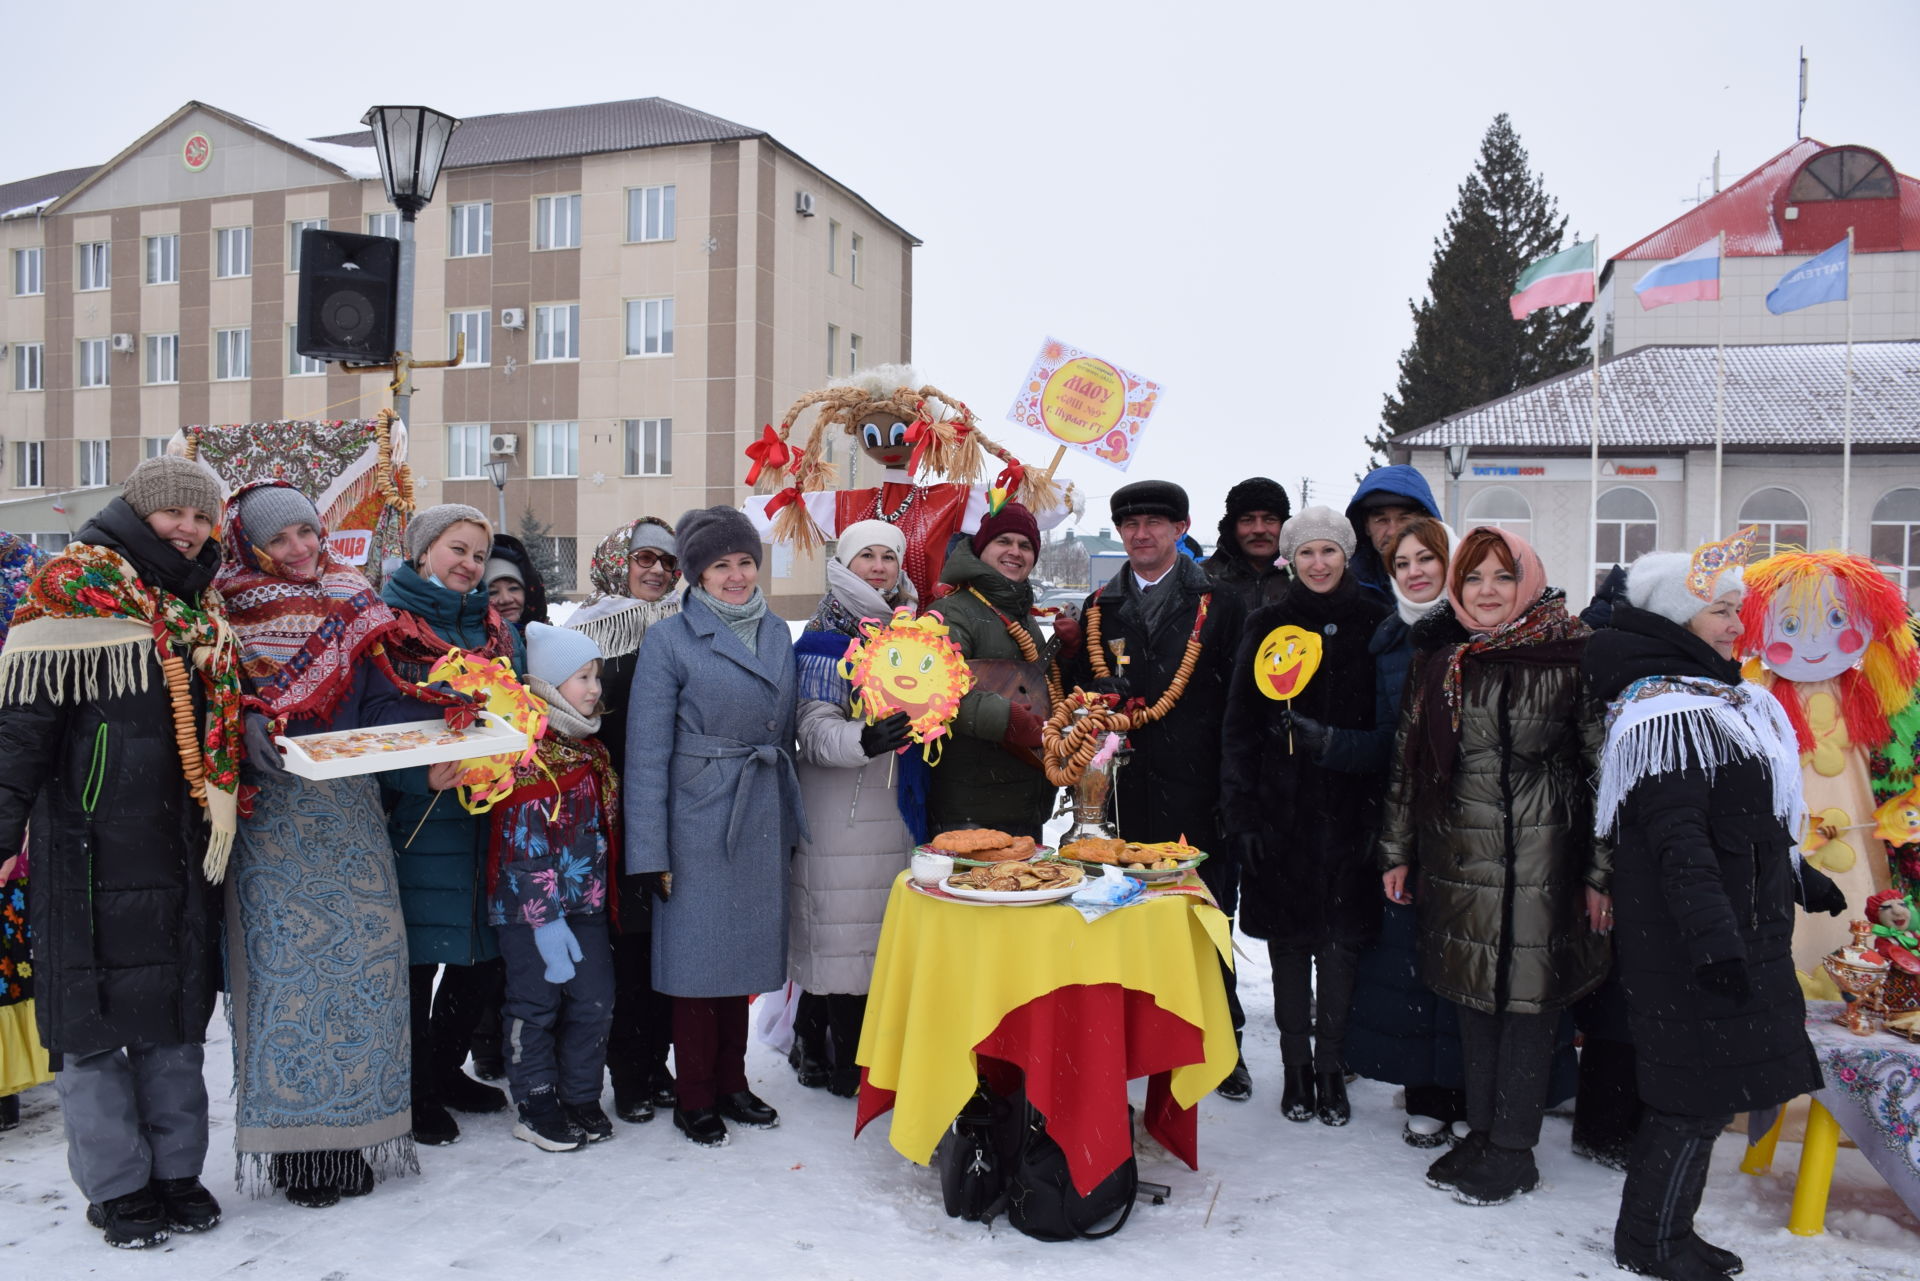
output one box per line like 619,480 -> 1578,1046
1736,549 -> 1920,995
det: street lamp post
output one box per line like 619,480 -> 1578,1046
483,458 -> 509,533
1443,441 -> 1471,529
361,106 -> 460,431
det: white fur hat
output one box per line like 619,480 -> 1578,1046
1627,550 -> 1745,627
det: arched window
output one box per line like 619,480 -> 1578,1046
1462,486 -> 1533,545
1594,486 -> 1658,583
1871,488 -> 1920,604
1736,487 -> 1809,558
1789,147 -> 1897,202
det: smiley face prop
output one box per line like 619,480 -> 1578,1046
839,606 -> 973,757
1253,625 -> 1323,702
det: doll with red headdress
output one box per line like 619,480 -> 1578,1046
741,366 -> 1071,604
1736,548 -> 1920,995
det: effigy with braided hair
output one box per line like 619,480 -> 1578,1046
742,364 -> 1072,602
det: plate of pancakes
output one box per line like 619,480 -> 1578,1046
920,828 -> 1056,868
939,859 -> 1084,905
1057,837 -> 1208,882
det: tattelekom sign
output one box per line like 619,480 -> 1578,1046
1465,458 -> 1685,482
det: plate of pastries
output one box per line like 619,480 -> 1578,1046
1057,837 -> 1209,882
920,828 -> 1056,867
941,859 -> 1085,905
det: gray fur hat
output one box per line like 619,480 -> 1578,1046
408,504 -> 493,562
675,506 -> 762,582
1278,504 -> 1357,562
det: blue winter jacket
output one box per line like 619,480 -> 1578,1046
1344,465 -> 1439,599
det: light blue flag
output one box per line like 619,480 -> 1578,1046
1765,238 -> 1850,314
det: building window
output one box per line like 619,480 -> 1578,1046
624,298 -> 674,356
532,421 -> 579,478
534,305 -> 579,362
214,327 -> 251,381
14,441 -> 43,488
286,325 -> 325,375
367,211 -> 399,239
215,227 -> 252,278
78,439 -> 111,488
623,418 -> 672,476
626,185 -> 676,242
537,536 -> 579,593
1463,486 -> 1534,544
1789,147 -> 1897,203
826,324 -> 839,376
848,333 -> 862,373
1871,488 -> 1920,600
145,333 -> 179,385
78,338 -> 109,388
1594,486 -> 1658,583
145,234 -> 179,285
849,233 -> 862,285
446,423 -> 486,480
13,246 -> 44,296
143,437 -> 170,460
447,309 -> 491,366
26,532 -> 66,554
1736,487 -> 1809,558
13,342 -> 43,392
535,194 -> 581,250
450,202 -> 492,257
288,219 -> 328,272
77,241 -> 110,291
827,220 -> 839,274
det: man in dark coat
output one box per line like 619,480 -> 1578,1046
1344,465 -> 1438,602
1203,476 -> 1292,611
1066,479 -> 1251,1097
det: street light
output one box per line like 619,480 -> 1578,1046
1443,441 -> 1471,529
361,104 -> 461,435
483,458 -> 509,533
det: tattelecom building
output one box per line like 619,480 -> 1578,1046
0,98 -> 917,602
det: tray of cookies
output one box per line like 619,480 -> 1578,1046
1057,837 -> 1208,882
919,828 -> 1056,868
937,859 -> 1084,906
276,712 -> 529,781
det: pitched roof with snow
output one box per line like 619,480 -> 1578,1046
1,165 -> 100,220
1392,342 -> 1920,452
313,97 -> 761,170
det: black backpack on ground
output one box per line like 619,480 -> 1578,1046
1005,1101 -> 1138,1241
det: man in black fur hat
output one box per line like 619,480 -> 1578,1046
1203,477 -> 1292,611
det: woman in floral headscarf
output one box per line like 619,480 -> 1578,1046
0,531 -> 52,1131
567,516 -> 684,1122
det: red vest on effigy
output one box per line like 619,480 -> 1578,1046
835,482 -> 970,603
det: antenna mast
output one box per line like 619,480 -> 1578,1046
1796,48 -> 1809,140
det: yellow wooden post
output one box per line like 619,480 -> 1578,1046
1788,1099 -> 1841,1236
1739,1108 -> 1785,1176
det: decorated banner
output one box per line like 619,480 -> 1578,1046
1006,336 -> 1162,472
839,606 -> 972,761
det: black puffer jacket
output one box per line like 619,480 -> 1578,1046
0,500 -> 221,1057
1583,605 -> 1822,1117
1203,548 -> 1288,612
1222,576 -> 1388,946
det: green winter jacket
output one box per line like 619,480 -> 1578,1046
925,541 -> 1055,836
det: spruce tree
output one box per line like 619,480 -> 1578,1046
1374,114 -> 1591,463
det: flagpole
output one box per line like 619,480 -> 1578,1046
1842,225 -> 1855,550
1588,237 -> 1601,591
1713,231 -> 1726,535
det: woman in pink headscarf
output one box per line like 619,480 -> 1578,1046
1377,526 -> 1613,1209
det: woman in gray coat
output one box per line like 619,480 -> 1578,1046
624,506 -> 806,1148
789,520 -> 920,1097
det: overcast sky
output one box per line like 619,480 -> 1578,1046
6,1 -> 1918,537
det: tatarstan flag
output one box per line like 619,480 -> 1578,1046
1509,241 -> 1596,318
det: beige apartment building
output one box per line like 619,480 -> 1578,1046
0,97 -> 915,606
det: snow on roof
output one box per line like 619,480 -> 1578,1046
233,113 -> 382,180
0,164 -> 99,220
1392,342 -> 1920,451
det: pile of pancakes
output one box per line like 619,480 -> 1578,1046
930,828 -> 1037,863
947,861 -> 1082,894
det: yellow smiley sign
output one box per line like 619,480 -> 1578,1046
1254,625 -> 1322,702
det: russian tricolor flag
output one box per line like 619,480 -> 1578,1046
1633,237 -> 1721,310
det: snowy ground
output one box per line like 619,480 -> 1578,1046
1,931 -> 1914,1281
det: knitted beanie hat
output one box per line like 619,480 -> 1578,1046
1110,480 -> 1189,524
525,621 -> 602,688
1627,550 -> 1745,627
483,557 -> 523,587
970,502 -> 1041,558
407,504 -> 492,562
675,505 -> 762,583
629,520 -> 677,559
1277,504 -> 1357,562
122,455 -> 225,522
234,484 -> 322,556
835,518 -> 907,567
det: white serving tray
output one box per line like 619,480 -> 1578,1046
276,712 -> 529,781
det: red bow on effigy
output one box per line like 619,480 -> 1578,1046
764,486 -> 802,517
743,425 -> 793,486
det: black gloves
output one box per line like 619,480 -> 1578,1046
860,712 -> 914,758
1279,708 -> 1332,756
1091,675 -> 1131,702
1795,863 -> 1849,917
1695,958 -> 1751,1004
243,713 -> 285,774
1231,832 -> 1263,869
638,871 -> 672,903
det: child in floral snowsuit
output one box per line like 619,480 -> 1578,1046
489,624 -> 620,1152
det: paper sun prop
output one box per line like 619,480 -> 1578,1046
838,606 -> 972,759
425,649 -> 549,814
1253,625 -> 1324,702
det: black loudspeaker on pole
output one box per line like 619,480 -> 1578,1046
295,229 -> 400,364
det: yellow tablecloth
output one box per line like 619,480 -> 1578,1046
855,872 -> 1235,1169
